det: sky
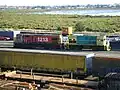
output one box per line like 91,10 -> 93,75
1,0 -> 120,6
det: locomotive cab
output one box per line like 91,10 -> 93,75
96,35 -> 111,51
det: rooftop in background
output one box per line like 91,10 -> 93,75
0,3 -> 120,10
0,0 -> 120,6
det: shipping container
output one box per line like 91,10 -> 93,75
76,36 -> 97,45
93,52 -> 120,77
0,31 -> 14,40
0,48 -> 94,76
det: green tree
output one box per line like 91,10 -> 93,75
75,22 -> 85,32
57,26 -> 62,31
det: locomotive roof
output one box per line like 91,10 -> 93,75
19,33 -> 60,36
0,48 -> 94,57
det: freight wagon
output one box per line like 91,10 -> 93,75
92,52 -> 120,77
0,48 -> 94,78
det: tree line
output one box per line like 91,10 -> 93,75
0,10 -> 120,33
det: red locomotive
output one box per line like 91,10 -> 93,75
14,33 -> 61,49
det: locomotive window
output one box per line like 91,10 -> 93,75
69,39 -> 72,43
52,38 -> 58,40
69,39 -> 76,43
73,39 -> 76,43
99,40 -> 103,41
24,35 -> 30,37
